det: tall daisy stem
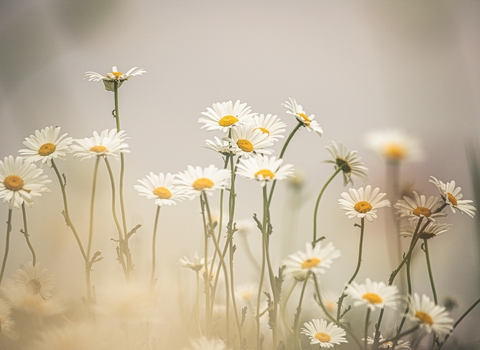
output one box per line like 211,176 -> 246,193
0,209 -> 13,286
423,239 -> 437,304
292,277 -> 309,350
364,308 -> 371,350
199,196 -> 212,336
151,206 -> 161,287
20,203 -> 36,266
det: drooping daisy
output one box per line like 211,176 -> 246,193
338,186 -> 390,222
134,172 -> 187,206
71,129 -> 129,160
346,278 -> 399,311
365,333 -> 411,349
407,293 -> 453,337
228,124 -> 274,158
429,176 -> 476,218
252,114 -> 286,142
174,165 -> 230,199
301,319 -> 348,348
11,262 -> 55,301
394,191 -> 444,222
204,136 -> 233,156
0,156 -> 51,209
283,242 -> 341,281
184,336 -> 230,350
236,155 -> 294,187
198,100 -> 255,132
85,66 -> 146,92
179,252 -> 208,272
324,141 -> 368,186
19,126 -> 73,165
400,221 -> 451,240
366,129 -> 423,162
283,98 -> 323,136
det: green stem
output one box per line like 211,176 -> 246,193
256,219 -> 267,349
364,308 -> 371,350
293,277 -> 309,350
423,239 -> 437,304
21,203 -> 36,266
199,196 -> 211,336
151,206 -> 161,287
0,210 -> 13,286
281,280 -> 298,336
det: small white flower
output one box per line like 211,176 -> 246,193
429,176 -> 476,218
339,185 -> 390,222
236,155 -> 294,187
11,262 -> 55,301
228,124 -> 274,158
400,220 -> 451,240
204,136 -> 234,156
174,165 -> 230,199
179,252 -> 208,272
19,126 -> 73,165
283,98 -> 323,136
365,333 -> 411,349
346,278 -> 399,311
85,66 -> 146,91
407,293 -> 453,337
366,129 -> 423,162
72,129 -> 129,160
324,141 -> 368,186
235,282 -> 260,307
301,319 -> 348,348
252,114 -> 286,142
198,100 -> 255,132
134,172 -> 188,206
394,191 -> 444,222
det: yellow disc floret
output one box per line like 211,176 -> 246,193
110,71 -> 123,79
193,178 -> 214,191
413,207 -> 431,217
153,187 -> 172,199
297,113 -> 311,126
218,115 -> 239,127
301,258 -> 321,269
362,292 -> 383,304
254,169 -> 275,180
447,193 -> 458,206
354,201 -> 372,213
254,127 -> 270,135
237,139 -> 254,152
38,143 -> 56,156
383,143 -> 406,160
315,332 -> 331,342
4,175 -> 24,191
89,145 -> 108,153
415,311 -> 433,325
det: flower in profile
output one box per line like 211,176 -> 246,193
283,98 -> 323,136
198,100 -> 255,132
183,337 -> 230,350
71,129 -> 129,160
19,126 -> 73,165
134,172 -> 187,206
365,333 -> 411,349
11,262 -> 55,301
339,186 -> 390,222
429,176 -> 476,218
324,141 -> 368,186
228,124 -> 274,158
0,156 -> 51,209
366,129 -> 423,162
346,278 -> 399,311
400,221 -> 451,240
179,252 -> 208,272
252,114 -> 286,142
394,191 -> 444,222
236,155 -> 294,187
301,319 -> 347,348
204,136 -> 233,156
407,293 -> 453,337
174,165 -> 230,199
85,66 -> 146,91
283,242 -> 341,281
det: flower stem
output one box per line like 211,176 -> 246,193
199,196 -> 212,336
364,308 -> 371,350
423,239 -> 437,304
0,209 -> 13,286
151,206 -> 161,287
293,277 -> 309,350
21,203 -> 36,266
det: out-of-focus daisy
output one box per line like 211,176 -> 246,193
407,293 -> 453,337
394,191 -> 444,222
183,336 -> 230,350
19,126 -> 73,165
234,218 -> 256,236
339,186 -> 390,222
346,278 -> 399,311
400,221 -> 451,240
134,172 -> 187,206
85,66 -> 146,92
204,136 -> 233,156
228,124 -> 273,158
0,156 -> 50,209
365,333 -> 411,349
283,98 -> 323,136
283,242 -> 341,281
429,176 -> 476,218
0,298 -> 15,336
235,282 -> 260,307
198,100 -> 255,132
366,129 -> 423,162
236,155 -> 294,187
252,114 -> 286,142
174,165 -> 230,199
301,319 -> 347,348
179,252 -> 208,272
324,141 -> 368,186
11,262 -> 54,301
72,129 -> 129,160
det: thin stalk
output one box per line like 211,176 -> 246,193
0,210 -> 13,286
151,206 -> 161,287
256,221 -> 267,350
364,308 -> 371,350
423,239 -> 437,304
195,271 -> 203,336
21,203 -> 36,266
199,196 -> 211,336
292,277 -> 309,350
281,280 -> 298,336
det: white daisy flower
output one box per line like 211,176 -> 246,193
85,66 -> 146,91
407,293 -> 453,337
400,221 -> 451,240
11,262 -> 55,301
174,165 -> 230,199
228,124 -> 274,158
71,129 -> 129,161
283,98 -> 323,136
184,337 -> 230,350
0,298 -> 15,336
324,141 -> 368,186
283,242 -> 341,281
365,333 -> 411,349
0,156 -> 51,209
204,136 -> 234,156
429,176 -> 476,218
234,218 -> 256,236
301,319 -> 348,348
235,282 -> 260,307
236,155 -> 294,187
198,100 -> 255,132
19,126 -> 73,165
338,185 -> 390,222
394,191 -> 444,222
366,129 -> 423,162
134,172 -> 188,206
346,278 -> 399,311
179,252 -> 208,272
252,114 -> 286,142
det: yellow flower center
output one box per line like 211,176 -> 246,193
315,332 -> 331,342
240,290 -> 253,301
193,178 -> 214,191
325,301 -> 336,312
413,207 -> 431,217
447,192 -> 458,206
4,175 -> 24,191
362,292 -> 383,304
89,145 -> 108,153
27,279 -> 42,295
153,187 -> 172,199
383,143 -> 406,160
336,158 -> 351,173
297,113 -> 311,126
111,71 -> 123,79
254,127 -> 270,135
237,139 -> 254,152
38,143 -> 56,156
254,169 -> 275,180
301,258 -> 321,269
354,201 -> 372,213
415,311 -> 433,325
218,115 -> 239,127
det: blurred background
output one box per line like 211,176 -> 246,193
1,0 -> 479,347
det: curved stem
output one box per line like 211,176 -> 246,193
199,196 -> 211,336
0,210 -> 13,286
293,277 -> 309,350
87,157 -> 101,259
281,280 -> 298,336
423,239 -> 437,304
151,206 -> 161,287
21,203 -> 36,266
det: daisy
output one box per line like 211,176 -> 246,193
301,319 -> 348,348
11,262 -> 55,301
283,98 -> 323,136
338,185 -> 390,222
235,282 -> 260,307
228,124 -> 274,158
204,136 -> 234,156
0,298 -> 15,336
174,165 -> 230,199
85,66 -> 146,92
429,176 -> 476,218
365,333 -> 411,349
236,155 -> 294,187
400,221 -> 451,240
283,242 -> 341,281
198,100 -> 255,132
394,191 -> 444,222
184,337 -> 230,350
407,293 -> 453,337
324,141 -> 368,186
19,126 -> 73,165
0,156 -> 50,209
71,129 -> 129,160
179,252 -> 208,272
134,172 -> 188,206
365,129 -> 423,162
346,278 -> 399,311
252,114 -> 286,142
